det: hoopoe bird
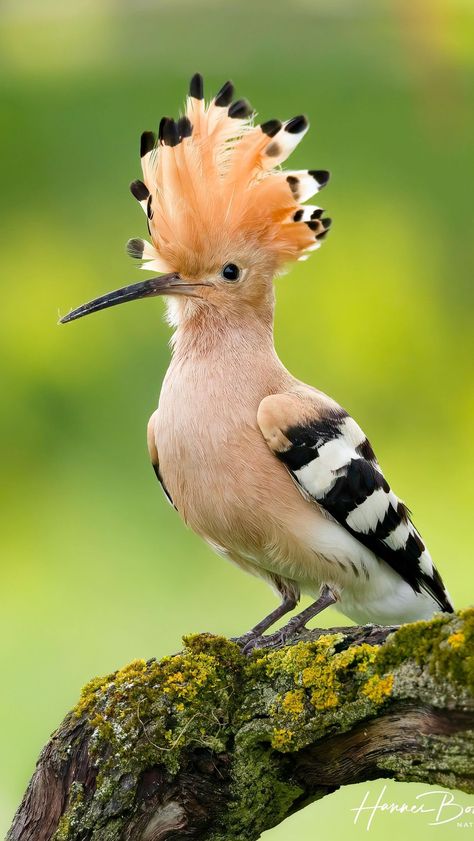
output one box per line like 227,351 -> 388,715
61,74 -> 453,650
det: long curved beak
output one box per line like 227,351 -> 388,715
60,273 -> 207,324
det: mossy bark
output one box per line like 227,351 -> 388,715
7,610 -> 474,841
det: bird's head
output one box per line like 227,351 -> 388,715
61,74 -> 331,329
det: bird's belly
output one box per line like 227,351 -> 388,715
156,417 -> 356,595
155,403 -> 333,583
158,416 -> 289,550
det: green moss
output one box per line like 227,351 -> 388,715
374,608 -> 474,694
224,742 -> 304,840
73,634 -> 244,780
57,635 -> 248,839
54,783 -> 85,841
378,731 -> 474,792
54,611 -> 473,840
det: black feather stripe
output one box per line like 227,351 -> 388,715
158,117 -> 167,142
371,503 -> 403,540
177,116 -> 193,139
228,99 -> 253,119
356,438 -> 376,461
189,73 -> 204,100
130,180 -> 149,202
345,519 -> 451,611
322,459 -> 388,520
286,175 -> 299,196
276,444 -> 317,471
159,117 -> 179,146
275,412 -> 347,471
287,411 -> 348,449
425,566 -> 453,611
215,80 -> 234,106
261,119 -> 282,137
126,238 -> 145,259
152,464 -> 176,509
285,115 -> 308,134
140,131 -> 156,157
309,170 -> 330,188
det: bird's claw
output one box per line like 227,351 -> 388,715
230,632 -> 258,650
239,620 -> 304,655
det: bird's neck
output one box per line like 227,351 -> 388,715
169,302 -> 277,364
160,301 -> 292,430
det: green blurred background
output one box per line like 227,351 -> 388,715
1,0 -> 473,837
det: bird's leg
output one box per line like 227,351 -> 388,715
231,593 -> 298,649
243,585 -> 337,654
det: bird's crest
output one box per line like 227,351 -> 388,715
127,74 -> 331,276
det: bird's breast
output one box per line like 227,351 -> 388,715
153,354 -> 306,557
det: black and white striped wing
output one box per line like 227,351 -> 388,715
258,393 -> 452,612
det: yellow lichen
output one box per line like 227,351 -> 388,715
259,633 -> 391,733
300,638 -> 380,710
447,632 -> 465,650
281,689 -> 305,717
311,687 -> 339,710
362,673 -> 394,704
163,671 -> 185,692
272,728 -> 294,749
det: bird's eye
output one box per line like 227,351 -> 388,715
221,263 -> 241,282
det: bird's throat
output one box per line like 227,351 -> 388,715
169,299 -> 276,364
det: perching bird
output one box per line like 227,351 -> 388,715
61,74 -> 453,649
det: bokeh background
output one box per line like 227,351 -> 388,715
1,0 -> 473,837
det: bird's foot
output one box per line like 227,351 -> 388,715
241,618 -> 305,655
230,632 -> 259,650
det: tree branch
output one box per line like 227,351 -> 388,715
7,610 -> 474,841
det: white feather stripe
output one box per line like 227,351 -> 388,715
296,205 -> 323,222
317,437 -> 358,471
140,149 -> 158,187
383,520 -> 412,550
140,257 -> 173,273
295,439 -> 356,499
418,549 -> 434,576
346,487 -> 393,534
285,170 -> 323,202
139,239 -> 162,260
262,123 -> 309,170
339,416 -> 367,449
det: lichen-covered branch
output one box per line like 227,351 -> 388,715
8,610 -> 474,841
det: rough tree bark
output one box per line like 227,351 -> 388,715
7,609 -> 474,841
